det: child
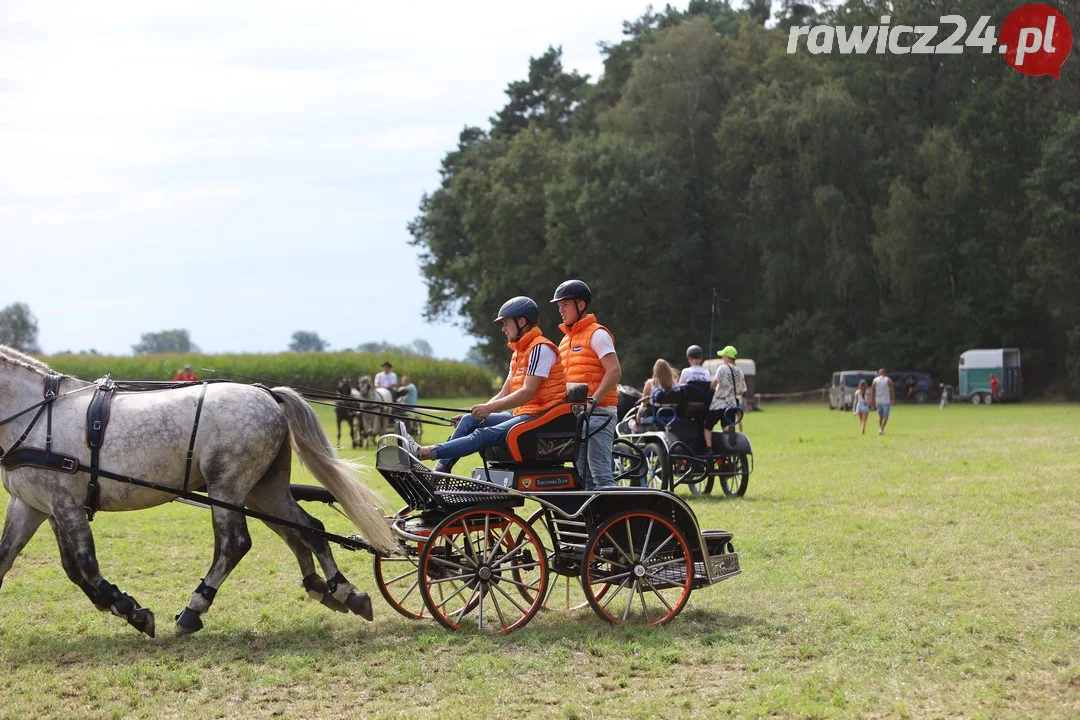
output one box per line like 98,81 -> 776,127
853,379 -> 870,435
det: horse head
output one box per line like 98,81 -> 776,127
337,378 -> 351,396
356,375 -> 374,399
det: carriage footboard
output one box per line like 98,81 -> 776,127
699,529 -> 741,585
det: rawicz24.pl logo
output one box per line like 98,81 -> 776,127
787,3 -> 1073,78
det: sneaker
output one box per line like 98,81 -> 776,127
433,460 -> 450,474
878,428 -> 883,435
395,421 -> 422,457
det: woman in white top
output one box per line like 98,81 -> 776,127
853,379 -> 870,435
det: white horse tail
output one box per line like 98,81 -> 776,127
270,387 -> 397,553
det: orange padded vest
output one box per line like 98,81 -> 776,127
508,326 -> 567,416
558,313 -> 618,407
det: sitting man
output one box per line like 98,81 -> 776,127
397,296 -> 566,473
679,345 -> 711,383
397,375 -> 418,406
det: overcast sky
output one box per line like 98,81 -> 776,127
0,0 -> 667,358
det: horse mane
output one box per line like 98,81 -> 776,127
0,344 -> 54,376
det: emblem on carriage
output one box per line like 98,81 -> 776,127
522,476 -> 533,489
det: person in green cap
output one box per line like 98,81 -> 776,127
704,345 -> 747,450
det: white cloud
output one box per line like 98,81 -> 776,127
0,0 -> 663,356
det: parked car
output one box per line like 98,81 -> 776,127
828,370 -> 876,410
888,372 -> 937,404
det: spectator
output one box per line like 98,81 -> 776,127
172,364 -> 198,382
853,379 -> 870,435
871,368 -> 895,435
990,374 -> 1000,403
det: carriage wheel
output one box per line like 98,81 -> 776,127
582,510 -> 693,626
373,541 -> 428,619
612,438 -> 643,487
720,455 -> 749,497
419,508 -> 547,632
642,442 -> 670,491
518,509 -> 610,612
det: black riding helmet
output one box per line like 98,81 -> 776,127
550,279 -> 592,305
494,296 -> 540,324
686,345 -> 704,360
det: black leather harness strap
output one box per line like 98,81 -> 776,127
84,377 -> 116,521
182,382 -> 209,493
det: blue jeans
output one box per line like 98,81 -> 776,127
432,412 -> 533,471
578,408 -> 617,490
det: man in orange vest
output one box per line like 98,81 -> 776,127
397,296 -> 566,474
552,279 -> 622,490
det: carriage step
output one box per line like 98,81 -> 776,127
707,552 -> 741,582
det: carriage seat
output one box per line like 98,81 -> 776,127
484,383 -> 588,464
650,381 -> 713,426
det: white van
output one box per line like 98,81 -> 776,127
828,370 -> 876,410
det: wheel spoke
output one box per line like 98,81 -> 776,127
641,534 -> 677,565
641,576 -> 675,613
490,580 -> 530,615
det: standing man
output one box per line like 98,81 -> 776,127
679,345 -> 712,383
871,368 -> 895,435
989,374 -> 1000,403
552,280 -> 622,491
706,346 -> 747,451
397,297 -> 566,473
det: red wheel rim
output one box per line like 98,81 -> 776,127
583,511 -> 693,626
420,508 -> 547,632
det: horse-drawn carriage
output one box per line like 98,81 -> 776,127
614,381 -> 753,497
369,385 -> 742,631
0,346 -> 740,636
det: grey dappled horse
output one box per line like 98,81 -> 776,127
0,345 -> 396,637
355,375 -> 393,445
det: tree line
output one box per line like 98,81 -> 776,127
408,0 -> 1080,396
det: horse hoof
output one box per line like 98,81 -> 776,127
130,608 -> 156,638
320,591 -> 350,613
174,607 -> 204,634
346,591 -> 373,621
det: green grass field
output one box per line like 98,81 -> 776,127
1,401 -> 1077,719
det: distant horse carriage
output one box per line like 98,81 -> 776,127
615,381 -> 753,497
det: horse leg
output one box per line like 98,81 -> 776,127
0,496 -> 48,590
175,504 -> 252,635
50,502 -> 155,637
49,516 -> 102,607
246,445 -> 373,620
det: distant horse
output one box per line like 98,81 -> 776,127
355,375 -> 394,443
334,378 -> 359,448
0,345 -> 396,637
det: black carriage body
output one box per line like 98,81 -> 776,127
373,399 -> 741,630
615,381 -> 754,495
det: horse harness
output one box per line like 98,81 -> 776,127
0,376 -> 382,554
0,374 -> 209,521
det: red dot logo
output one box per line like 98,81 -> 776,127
999,4 -> 1072,77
